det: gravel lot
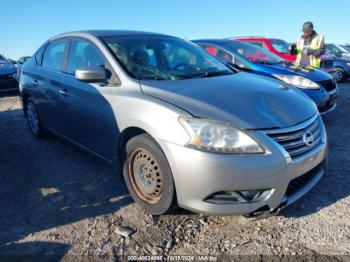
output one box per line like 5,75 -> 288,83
0,83 -> 349,260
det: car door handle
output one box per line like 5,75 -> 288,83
58,89 -> 69,97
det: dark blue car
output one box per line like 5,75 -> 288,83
193,39 -> 339,114
325,52 -> 350,82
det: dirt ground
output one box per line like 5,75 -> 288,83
0,82 -> 349,261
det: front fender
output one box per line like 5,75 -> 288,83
104,86 -> 192,146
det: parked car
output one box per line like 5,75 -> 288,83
193,39 -> 338,114
0,54 -> 18,92
20,30 -> 327,217
343,44 -> 350,51
17,56 -> 31,65
326,44 -> 350,58
234,37 -> 336,75
324,51 -> 350,82
16,56 -> 31,80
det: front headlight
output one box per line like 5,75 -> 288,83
346,62 -> 350,66
179,117 -> 265,154
273,74 -> 320,89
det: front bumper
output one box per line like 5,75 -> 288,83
156,115 -> 327,216
320,67 -> 336,75
0,75 -> 18,92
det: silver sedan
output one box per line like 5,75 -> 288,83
20,30 -> 327,216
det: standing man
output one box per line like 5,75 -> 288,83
295,21 -> 325,68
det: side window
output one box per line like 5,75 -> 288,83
201,45 -> 233,64
67,40 -> 105,76
248,41 -> 264,48
35,44 -> 46,65
232,55 -> 248,68
42,40 -> 67,71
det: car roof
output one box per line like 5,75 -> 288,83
193,39 -> 238,44
50,30 -> 172,41
233,36 -> 268,40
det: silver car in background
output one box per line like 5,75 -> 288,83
20,31 -> 327,216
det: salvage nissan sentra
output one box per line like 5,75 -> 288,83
19,31 -> 327,216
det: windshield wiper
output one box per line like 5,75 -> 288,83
185,70 -> 232,79
254,60 -> 278,65
137,76 -> 169,80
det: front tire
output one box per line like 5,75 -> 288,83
122,134 -> 177,215
334,67 -> 346,82
26,98 -> 45,138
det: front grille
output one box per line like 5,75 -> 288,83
321,59 -> 334,68
0,78 -> 17,91
286,161 -> 324,197
267,116 -> 323,161
0,74 -> 11,81
318,79 -> 337,92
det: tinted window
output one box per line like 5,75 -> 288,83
225,41 -> 283,64
248,42 -> 264,48
203,45 -> 233,63
270,39 -> 289,54
102,36 -> 232,80
67,40 -> 105,75
34,44 -> 46,65
42,40 -> 67,71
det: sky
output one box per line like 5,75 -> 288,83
1,0 -> 349,59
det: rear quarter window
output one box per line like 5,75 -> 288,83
34,43 -> 47,65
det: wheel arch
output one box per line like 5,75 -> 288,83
21,92 -> 31,118
117,126 -> 148,160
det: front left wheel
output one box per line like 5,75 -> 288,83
334,67 -> 347,82
122,134 -> 178,215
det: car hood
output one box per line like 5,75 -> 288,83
336,56 -> 350,62
0,61 -> 16,74
139,72 -> 317,129
263,62 -> 332,81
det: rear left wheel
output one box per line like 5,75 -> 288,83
26,98 -> 45,138
122,134 -> 178,215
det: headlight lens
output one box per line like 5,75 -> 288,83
346,62 -> 350,66
179,117 -> 265,154
273,74 -> 320,89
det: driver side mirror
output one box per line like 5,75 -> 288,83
226,62 -> 250,71
289,44 -> 298,56
75,66 -> 107,82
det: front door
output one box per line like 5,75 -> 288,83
58,39 -> 119,162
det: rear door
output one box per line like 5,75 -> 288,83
35,39 -> 69,133
58,38 -> 119,161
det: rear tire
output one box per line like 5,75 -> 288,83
122,134 -> 178,215
334,67 -> 346,82
26,98 -> 45,138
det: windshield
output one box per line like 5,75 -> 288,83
341,45 -> 350,52
101,35 -> 233,80
224,41 -> 284,64
327,44 -> 347,55
0,54 -> 8,63
270,39 -> 289,54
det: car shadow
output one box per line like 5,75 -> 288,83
0,90 -> 19,98
280,83 -> 350,218
0,104 -> 132,256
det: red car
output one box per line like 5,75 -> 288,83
234,36 -> 336,75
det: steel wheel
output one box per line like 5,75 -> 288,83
334,69 -> 345,82
128,148 -> 163,204
27,102 -> 40,135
